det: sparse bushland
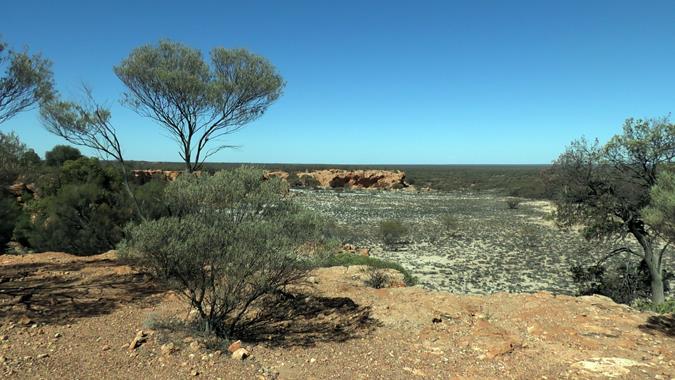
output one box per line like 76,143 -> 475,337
119,167 -> 328,338
553,116 -> 675,304
378,219 -> 409,247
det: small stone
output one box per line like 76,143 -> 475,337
227,340 -> 242,353
128,330 -> 147,350
160,342 -> 177,355
307,276 -> 319,284
231,348 -> 250,360
0,335 -> 8,341
309,357 -> 316,364
191,370 -> 199,376
102,345 -> 111,351
36,353 -> 48,359
18,316 -> 33,326
189,341 -> 202,352
53,333 -> 62,338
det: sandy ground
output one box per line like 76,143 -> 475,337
1,251 -> 674,379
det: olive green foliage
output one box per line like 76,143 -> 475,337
40,88 -> 146,221
553,117 -> 675,304
133,179 -> 170,220
0,132 -> 34,186
0,196 -> 21,250
634,298 -> 675,314
114,40 -> 285,172
571,261 -> 655,304
378,219 -> 409,247
17,157 -> 133,255
120,168 -> 325,338
0,38 -> 54,125
364,267 -> 390,289
315,253 -> 417,286
643,171 -> 675,241
0,132 -> 39,250
45,145 -> 82,166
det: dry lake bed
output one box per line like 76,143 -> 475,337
294,188 -> 667,295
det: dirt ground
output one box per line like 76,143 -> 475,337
0,252 -> 673,379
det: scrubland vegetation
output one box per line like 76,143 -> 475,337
1,36 -> 674,351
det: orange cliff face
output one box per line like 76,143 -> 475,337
296,169 -> 409,190
130,168 -> 409,190
130,170 -> 190,183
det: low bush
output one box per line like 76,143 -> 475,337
364,267 -> 390,289
315,252 -> 417,286
378,219 -> 408,247
45,145 -> 82,167
634,298 -> 675,314
571,259 -> 671,305
0,196 -> 21,251
120,167 -> 326,338
16,157 -> 133,254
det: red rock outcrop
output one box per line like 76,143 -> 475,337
131,170 -> 185,184
297,169 -> 408,190
263,170 -> 290,180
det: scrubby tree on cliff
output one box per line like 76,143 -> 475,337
114,40 -> 284,172
552,117 -> 675,304
0,38 -> 54,125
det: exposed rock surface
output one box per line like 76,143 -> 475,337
0,251 -> 672,379
130,169 -> 184,183
297,169 -> 408,190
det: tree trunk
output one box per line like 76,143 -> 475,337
645,247 -> 665,304
637,233 -> 665,304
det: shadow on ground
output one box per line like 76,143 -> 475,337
235,292 -> 380,347
640,314 -> 675,337
0,258 -> 163,325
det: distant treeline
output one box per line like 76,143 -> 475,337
124,161 -> 554,199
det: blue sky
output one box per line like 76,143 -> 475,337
3,1 -> 674,164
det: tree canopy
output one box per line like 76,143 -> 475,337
552,117 -> 675,303
0,38 -> 54,125
114,40 -> 284,172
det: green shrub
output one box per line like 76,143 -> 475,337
45,145 -> 82,167
378,219 -> 408,246
571,260 -> 671,305
364,267 -> 390,289
634,298 -> 675,314
0,196 -> 21,251
17,157 -> 133,254
133,179 -> 170,220
315,253 -> 417,286
120,167 -> 324,338
21,183 -> 131,254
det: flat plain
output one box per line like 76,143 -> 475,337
294,188 -> 656,295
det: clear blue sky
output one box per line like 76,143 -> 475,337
3,1 -> 674,164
